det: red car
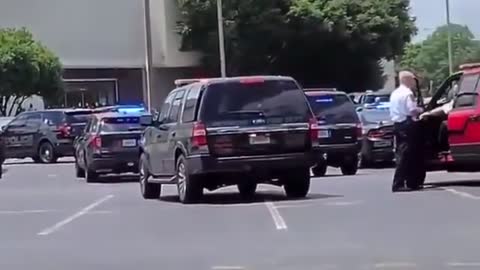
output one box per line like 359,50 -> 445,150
423,63 -> 480,174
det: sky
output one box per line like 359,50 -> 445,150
411,0 -> 480,42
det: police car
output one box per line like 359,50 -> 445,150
74,108 -> 152,182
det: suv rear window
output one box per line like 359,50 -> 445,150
100,117 -> 141,132
201,80 -> 310,126
42,111 -> 65,125
306,94 -> 359,124
65,112 -> 92,124
364,94 -> 390,104
359,110 -> 391,125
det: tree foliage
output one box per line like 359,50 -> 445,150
0,28 -> 63,116
399,24 -> 480,89
176,0 -> 416,91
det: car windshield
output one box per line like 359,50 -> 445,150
201,80 -> 310,126
359,109 -> 391,125
306,94 -> 359,124
364,94 -> 390,104
100,117 -> 142,132
65,112 -> 92,124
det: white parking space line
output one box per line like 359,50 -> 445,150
447,262 -> 480,267
212,266 -> 245,270
37,194 -> 114,236
374,262 -> 417,268
441,188 -> 480,200
264,201 -> 287,230
47,174 -> 57,178
324,200 -> 363,206
0,210 -> 55,215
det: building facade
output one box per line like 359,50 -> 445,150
0,0 -> 201,110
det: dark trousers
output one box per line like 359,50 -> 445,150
393,119 -> 426,189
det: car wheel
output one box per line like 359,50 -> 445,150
84,160 -> 98,183
237,182 -> 257,199
75,159 -> 85,178
38,141 -> 57,164
176,155 -> 203,204
283,168 -> 310,198
139,153 -> 161,199
312,163 -> 327,177
32,156 -> 42,163
341,158 -> 359,176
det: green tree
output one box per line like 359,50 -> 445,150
176,0 -> 416,91
400,24 -> 480,89
0,28 -> 63,116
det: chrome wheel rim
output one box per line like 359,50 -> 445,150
177,162 -> 186,200
40,144 -> 52,162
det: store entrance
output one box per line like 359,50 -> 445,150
64,79 -> 117,108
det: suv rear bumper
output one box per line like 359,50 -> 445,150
313,142 -> 361,164
186,152 -> 315,175
90,154 -> 139,174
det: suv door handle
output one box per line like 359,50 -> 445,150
469,114 -> 480,121
170,131 -> 176,137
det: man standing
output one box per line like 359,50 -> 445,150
390,71 -> 424,192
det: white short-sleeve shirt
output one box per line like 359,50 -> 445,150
389,85 -> 422,123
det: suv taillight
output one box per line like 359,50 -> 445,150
192,122 -> 207,147
90,135 -> 102,149
58,123 -> 71,137
309,117 -> 320,141
367,129 -> 384,139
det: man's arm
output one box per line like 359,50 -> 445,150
419,100 -> 452,120
406,93 -> 424,116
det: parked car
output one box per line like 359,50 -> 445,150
304,89 -> 362,176
74,111 -> 151,182
139,76 -> 317,203
357,108 -> 394,167
0,109 -> 92,163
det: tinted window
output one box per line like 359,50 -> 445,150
158,92 -> 176,121
454,93 -> 477,109
100,117 -> 141,132
9,115 -> 28,127
363,94 -> 390,104
42,111 -> 65,125
458,74 -> 479,93
201,80 -> 310,126
182,84 -> 202,123
359,110 -> 391,125
26,113 -> 42,127
65,112 -> 92,124
306,94 -> 359,124
167,90 -> 185,123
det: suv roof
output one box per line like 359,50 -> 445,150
304,89 -> 346,96
174,75 -> 295,87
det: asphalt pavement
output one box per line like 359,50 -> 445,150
2,158 -> 480,270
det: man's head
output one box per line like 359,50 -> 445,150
399,71 -> 417,90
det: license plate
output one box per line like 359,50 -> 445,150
122,139 -> 137,147
374,140 -> 392,147
318,130 -> 330,138
249,135 -> 270,145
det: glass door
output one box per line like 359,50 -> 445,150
64,80 -> 117,108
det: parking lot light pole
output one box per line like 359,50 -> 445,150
143,0 -> 153,111
217,0 -> 227,78
446,0 -> 454,75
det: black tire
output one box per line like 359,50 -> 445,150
312,163 -> 327,177
341,158 -> 359,176
37,141 -> 58,164
75,159 -> 85,178
85,164 -> 98,183
283,168 -> 310,198
32,156 -> 42,163
237,182 -> 257,199
176,155 -> 203,204
139,153 -> 161,199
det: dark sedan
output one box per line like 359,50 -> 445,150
357,108 -> 394,167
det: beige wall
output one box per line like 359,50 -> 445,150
0,0 -> 199,68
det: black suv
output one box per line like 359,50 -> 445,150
0,109 -> 92,163
139,76 -> 317,203
74,111 -> 151,182
304,89 -> 362,176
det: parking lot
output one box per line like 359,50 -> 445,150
2,158 -> 480,270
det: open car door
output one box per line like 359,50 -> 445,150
448,72 -> 480,168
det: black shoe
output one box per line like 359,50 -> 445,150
392,186 -> 412,193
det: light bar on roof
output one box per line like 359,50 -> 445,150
174,79 -> 208,87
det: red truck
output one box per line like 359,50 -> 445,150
422,63 -> 480,176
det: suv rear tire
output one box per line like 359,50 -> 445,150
176,155 -> 203,204
312,163 -> 327,177
85,163 -> 98,183
139,153 -> 161,199
341,158 -> 359,175
237,182 -> 257,199
283,168 -> 310,198
75,160 -> 85,178
38,141 -> 58,164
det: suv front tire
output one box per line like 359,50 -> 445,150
283,168 -> 310,198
